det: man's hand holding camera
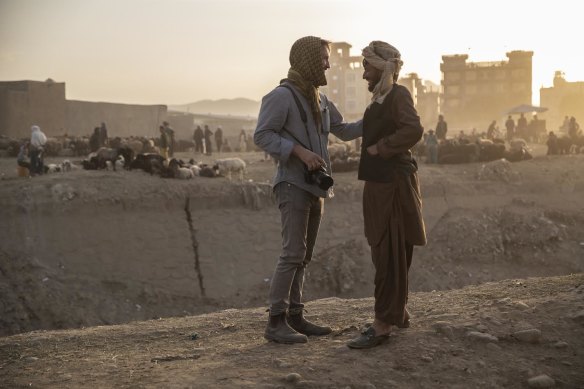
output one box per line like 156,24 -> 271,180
292,144 -> 326,171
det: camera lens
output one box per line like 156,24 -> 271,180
314,170 -> 333,190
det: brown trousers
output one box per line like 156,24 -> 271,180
371,230 -> 413,325
363,175 -> 425,326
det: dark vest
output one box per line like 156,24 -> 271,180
358,85 -> 416,182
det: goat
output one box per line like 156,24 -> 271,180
215,157 -> 246,181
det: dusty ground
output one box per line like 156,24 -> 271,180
0,274 -> 583,388
0,144 -> 583,387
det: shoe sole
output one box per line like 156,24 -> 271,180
347,336 -> 389,349
292,329 -> 333,336
364,321 -> 410,329
264,334 -> 308,344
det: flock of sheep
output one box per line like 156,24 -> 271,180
80,146 -> 247,181
4,129 -> 568,183
38,136 -> 534,182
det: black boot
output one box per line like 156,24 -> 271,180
287,308 -> 332,336
264,312 -> 308,344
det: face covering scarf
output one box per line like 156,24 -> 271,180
286,36 -> 328,131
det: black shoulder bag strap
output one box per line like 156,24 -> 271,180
279,84 -> 308,124
278,84 -> 317,153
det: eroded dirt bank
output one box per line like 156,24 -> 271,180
1,153 -> 583,336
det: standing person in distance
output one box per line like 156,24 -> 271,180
505,115 -> 516,141
159,125 -> 169,160
99,122 -> 109,148
163,121 -> 175,157
435,114 -> 447,141
215,126 -> 223,153
193,125 -> 204,154
204,125 -> 213,155
30,125 -> 47,176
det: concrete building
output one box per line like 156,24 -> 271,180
67,100 -> 166,139
398,73 -> 440,131
540,71 -> 584,133
167,111 -> 257,147
0,79 -> 67,138
0,79 -> 167,139
440,51 -> 533,131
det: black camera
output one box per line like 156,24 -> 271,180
304,166 -> 334,191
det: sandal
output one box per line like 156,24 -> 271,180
347,327 -> 390,349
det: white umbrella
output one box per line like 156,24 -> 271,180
504,104 -> 548,115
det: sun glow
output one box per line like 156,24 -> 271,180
0,0 -> 580,105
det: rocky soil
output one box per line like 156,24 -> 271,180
0,274 -> 582,388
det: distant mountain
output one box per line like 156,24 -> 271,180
169,98 -> 260,117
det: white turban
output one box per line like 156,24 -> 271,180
30,125 -> 47,148
362,41 -> 403,103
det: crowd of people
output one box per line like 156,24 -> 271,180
192,124 -> 216,155
191,125 -> 253,155
420,112 -> 582,164
13,119 -> 261,178
547,116 -> 582,155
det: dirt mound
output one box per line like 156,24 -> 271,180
1,274 -> 582,388
476,158 -> 520,182
412,205 -> 584,292
306,239 -> 370,298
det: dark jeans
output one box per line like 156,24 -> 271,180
30,149 -> 44,175
268,182 -> 323,315
205,139 -> 212,155
194,140 -> 203,153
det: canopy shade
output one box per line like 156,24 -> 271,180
504,104 -> 548,115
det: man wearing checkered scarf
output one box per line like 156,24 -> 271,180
254,36 -> 363,344
347,41 -> 427,349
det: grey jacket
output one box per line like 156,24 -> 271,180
254,82 -> 363,198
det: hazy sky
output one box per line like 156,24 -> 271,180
0,0 -> 580,106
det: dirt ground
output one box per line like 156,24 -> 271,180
0,144 -> 583,387
1,274 -> 583,388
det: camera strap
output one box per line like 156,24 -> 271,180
278,84 -> 315,153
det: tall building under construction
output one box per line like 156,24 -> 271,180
440,51 -> 533,130
314,43 -> 537,135
540,71 -> 584,133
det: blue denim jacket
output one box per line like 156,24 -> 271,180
254,82 -> 363,198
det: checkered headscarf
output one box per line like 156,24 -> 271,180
285,36 -> 329,131
289,36 -> 328,87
